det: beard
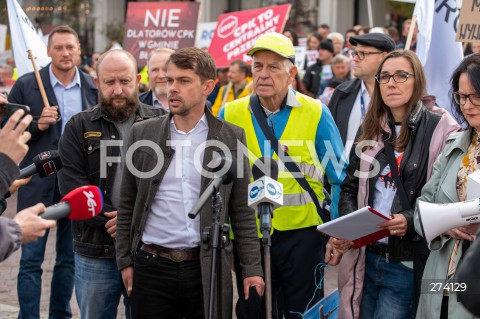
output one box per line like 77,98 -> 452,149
100,90 -> 139,123
153,86 -> 168,98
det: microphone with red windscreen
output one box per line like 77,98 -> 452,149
41,185 -> 104,220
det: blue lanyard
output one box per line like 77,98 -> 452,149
360,93 -> 366,121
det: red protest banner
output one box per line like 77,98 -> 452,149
123,2 -> 200,66
209,4 -> 291,68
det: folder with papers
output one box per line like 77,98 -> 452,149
316,206 -> 391,248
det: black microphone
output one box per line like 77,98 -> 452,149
252,157 -> 279,181
188,155 -> 236,219
19,150 -> 63,179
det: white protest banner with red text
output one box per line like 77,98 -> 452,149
123,2 -> 200,66
209,4 -> 291,68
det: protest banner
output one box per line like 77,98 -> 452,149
0,25 -> 6,53
415,0 -> 463,115
123,2 -> 200,66
456,0 -> 480,43
195,22 -> 217,49
209,4 -> 291,68
305,50 -> 319,68
294,46 -> 306,70
6,0 -> 51,77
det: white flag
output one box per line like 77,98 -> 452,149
7,0 -> 51,77
414,0 -> 463,116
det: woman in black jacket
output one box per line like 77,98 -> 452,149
324,50 -> 459,319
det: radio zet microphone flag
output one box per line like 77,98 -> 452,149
41,186 -> 104,220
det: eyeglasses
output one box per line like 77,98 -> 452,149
375,72 -> 415,84
350,50 -> 383,60
453,91 -> 480,106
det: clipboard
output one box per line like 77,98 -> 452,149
316,206 -> 391,248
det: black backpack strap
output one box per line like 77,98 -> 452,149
249,95 -> 330,222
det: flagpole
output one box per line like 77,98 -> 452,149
404,15 -> 417,51
28,49 -> 50,109
367,0 -> 373,27
10,0 -> 50,109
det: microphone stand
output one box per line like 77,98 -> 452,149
192,185 -> 229,319
259,204 -> 273,319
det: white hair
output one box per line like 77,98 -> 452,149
283,59 -> 295,72
327,32 -> 345,43
369,27 -> 387,34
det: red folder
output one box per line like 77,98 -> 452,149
351,207 -> 391,248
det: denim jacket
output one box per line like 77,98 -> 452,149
58,103 -> 165,258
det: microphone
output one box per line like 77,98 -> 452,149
248,157 -> 283,210
188,155 -> 236,219
248,157 -> 283,237
41,185 -> 104,220
19,150 -> 63,179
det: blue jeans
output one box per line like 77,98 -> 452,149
360,252 -> 415,319
74,254 -> 131,319
18,217 -> 74,319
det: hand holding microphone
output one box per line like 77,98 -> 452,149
14,203 -> 56,244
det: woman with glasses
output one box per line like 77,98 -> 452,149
414,54 -> 480,319
324,50 -> 459,319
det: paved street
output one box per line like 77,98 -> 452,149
0,194 -> 337,318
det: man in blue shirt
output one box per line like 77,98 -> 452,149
8,25 -> 98,318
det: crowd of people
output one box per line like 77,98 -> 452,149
1,19 -> 480,319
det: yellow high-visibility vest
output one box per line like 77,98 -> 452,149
225,93 -> 326,231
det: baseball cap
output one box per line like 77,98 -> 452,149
349,33 -> 396,52
247,32 -> 296,63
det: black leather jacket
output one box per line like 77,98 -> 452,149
302,60 -> 323,97
339,103 -> 441,261
58,103 -> 165,258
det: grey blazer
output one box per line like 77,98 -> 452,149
116,107 -> 263,319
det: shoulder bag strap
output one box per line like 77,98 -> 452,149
249,95 -> 330,222
383,140 -> 411,210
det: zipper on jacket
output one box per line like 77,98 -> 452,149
351,250 -> 361,318
385,252 -> 389,263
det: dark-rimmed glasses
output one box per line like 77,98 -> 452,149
453,91 -> 480,106
350,50 -> 383,60
375,72 -> 415,84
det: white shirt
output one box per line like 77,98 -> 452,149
373,125 -> 402,244
142,114 -> 208,248
345,81 -> 370,158
49,66 -> 82,133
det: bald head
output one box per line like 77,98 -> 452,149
96,50 -> 138,78
147,48 -> 174,97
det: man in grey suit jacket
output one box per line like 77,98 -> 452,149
116,47 -> 264,319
